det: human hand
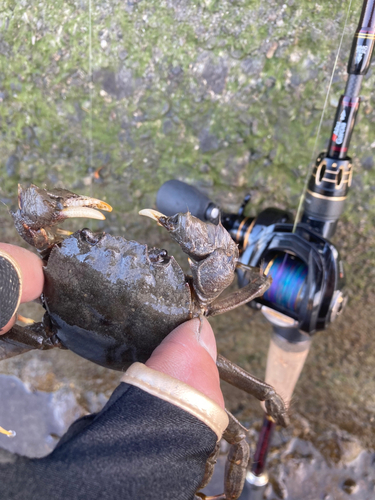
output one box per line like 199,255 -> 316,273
0,243 -> 44,334
0,242 -> 223,408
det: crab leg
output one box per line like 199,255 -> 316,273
0,317 -> 63,362
222,411 -> 250,500
197,442 -> 220,491
217,355 -> 288,427
205,273 -> 271,316
195,412 -> 250,500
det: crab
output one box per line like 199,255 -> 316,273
0,185 -> 288,500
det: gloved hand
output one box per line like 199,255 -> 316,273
0,243 -> 43,333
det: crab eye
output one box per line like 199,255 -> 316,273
81,228 -> 102,245
148,248 -> 169,264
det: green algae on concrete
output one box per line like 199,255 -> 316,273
1,1 -> 374,209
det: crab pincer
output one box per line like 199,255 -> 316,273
12,185 -> 112,253
139,209 -> 241,307
139,209 -> 270,314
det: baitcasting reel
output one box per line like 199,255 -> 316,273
156,179 -> 346,338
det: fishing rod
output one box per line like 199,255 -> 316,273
155,0 -> 375,496
245,1 -> 375,495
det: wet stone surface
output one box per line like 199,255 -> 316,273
203,420 -> 375,500
0,374 -> 84,458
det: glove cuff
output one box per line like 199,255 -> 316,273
123,362 -> 228,440
0,249 -> 22,330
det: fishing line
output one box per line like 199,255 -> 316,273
263,253 -> 308,316
88,0 -> 93,170
293,0 -> 354,233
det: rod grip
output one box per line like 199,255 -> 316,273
262,332 -> 311,409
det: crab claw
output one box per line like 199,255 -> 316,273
60,194 -> 112,221
139,210 -> 203,255
138,209 -> 166,227
17,185 -> 112,223
0,426 -> 16,438
12,185 -> 113,252
139,209 -> 236,262
139,209 -> 214,256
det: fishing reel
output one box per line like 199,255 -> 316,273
156,180 -> 347,337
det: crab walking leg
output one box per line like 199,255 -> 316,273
0,319 -> 63,361
205,274 -> 271,316
216,355 -> 288,427
196,442 -> 220,492
222,411 -> 250,500
195,412 -> 250,500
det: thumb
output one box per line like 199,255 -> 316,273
145,317 -> 224,409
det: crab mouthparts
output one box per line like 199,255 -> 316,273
62,197 -> 113,221
139,209 -> 167,226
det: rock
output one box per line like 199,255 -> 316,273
162,119 -> 174,134
361,156 -> 374,170
241,56 -> 265,76
342,478 -> 358,494
5,155 -> 20,177
95,67 -> 134,99
199,128 -> 219,153
0,374 -> 84,458
193,53 -> 228,95
340,438 -> 363,464
266,41 -> 279,59
118,49 -> 128,60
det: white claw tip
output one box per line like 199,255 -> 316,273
61,207 -> 106,221
139,209 -> 166,223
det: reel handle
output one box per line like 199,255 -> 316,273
156,180 -> 220,223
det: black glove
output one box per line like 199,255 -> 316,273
0,381 -> 224,499
0,249 -> 22,331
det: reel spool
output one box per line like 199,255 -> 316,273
262,252 -> 308,319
